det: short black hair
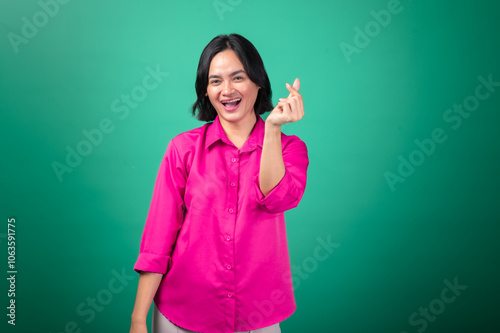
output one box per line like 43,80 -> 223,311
191,34 -> 273,122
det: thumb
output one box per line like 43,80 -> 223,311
287,78 -> 300,98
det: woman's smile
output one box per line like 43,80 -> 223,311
220,98 -> 241,111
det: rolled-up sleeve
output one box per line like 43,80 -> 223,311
253,135 -> 309,214
134,139 -> 186,274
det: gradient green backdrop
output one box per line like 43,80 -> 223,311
1,0 -> 499,332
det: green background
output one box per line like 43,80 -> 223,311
1,0 -> 499,332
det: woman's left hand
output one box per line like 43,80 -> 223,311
265,78 -> 304,127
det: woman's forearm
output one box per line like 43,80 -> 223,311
259,122 -> 285,196
131,272 -> 163,322
259,78 -> 303,197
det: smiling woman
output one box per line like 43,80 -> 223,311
130,33 -> 309,333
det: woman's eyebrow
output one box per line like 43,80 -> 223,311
209,69 -> 245,79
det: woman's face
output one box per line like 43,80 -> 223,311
206,49 -> 260,127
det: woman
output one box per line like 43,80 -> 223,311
130,34 -> 309,333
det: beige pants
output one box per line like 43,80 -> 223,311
152,303 -> 281,333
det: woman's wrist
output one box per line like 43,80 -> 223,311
131,312 -> 147,323
264,121 -> 281,134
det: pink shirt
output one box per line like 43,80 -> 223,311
133,114 -> 309,333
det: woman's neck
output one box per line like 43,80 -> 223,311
219,113 -> 258,149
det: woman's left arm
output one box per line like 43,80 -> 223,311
259,78 -> 304,196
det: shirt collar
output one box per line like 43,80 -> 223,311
205,114 -> 265,152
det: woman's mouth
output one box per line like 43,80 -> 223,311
221,98 -> 241,111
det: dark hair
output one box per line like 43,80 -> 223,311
191,34 -> 273,121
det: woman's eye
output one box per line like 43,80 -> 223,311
234,76 -> 244,81
211,80 -> 220,84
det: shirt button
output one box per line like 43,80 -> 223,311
226,264 -> 231,270
228,208 -> 234,213
226,235 -> 231,241
231,158 -> 237,163
227,292 -> 233,298
230,182 -> 235,187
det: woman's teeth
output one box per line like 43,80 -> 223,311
222,98 -> 241,107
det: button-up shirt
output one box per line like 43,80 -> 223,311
133,114 -> 309,333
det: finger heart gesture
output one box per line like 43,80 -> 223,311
266,78 -> 304,127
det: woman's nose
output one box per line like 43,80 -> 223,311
223,81 -> 234,94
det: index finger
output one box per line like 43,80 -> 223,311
286,78 -> 301,97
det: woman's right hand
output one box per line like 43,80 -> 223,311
129,318 -> 148,333
129,272 -> 163,333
